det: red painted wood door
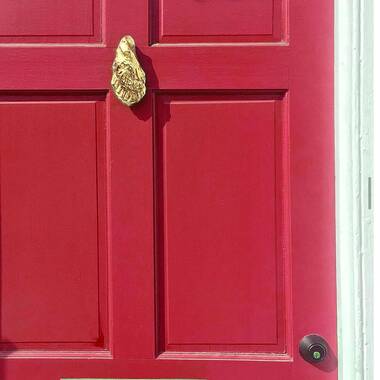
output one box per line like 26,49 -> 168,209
0,1 -> 335,380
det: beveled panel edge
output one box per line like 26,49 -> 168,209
0,349 -> 112,360
0,92 -> 111,355
148,0 -> 288,45
152,91 -> 292,360
0,0 -> 103,44
157,351 -> 293,362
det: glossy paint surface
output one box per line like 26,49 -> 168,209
0,1 -> 335,379
0,102 -> 100,344
155,94 -> 285,356
151,0 -> 284,43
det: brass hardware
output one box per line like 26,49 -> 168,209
111,35 -> 146,107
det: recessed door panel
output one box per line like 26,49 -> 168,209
0,0 -> 102,43
0,96 -> 108,349
150,0 -> 285,43
155,93 -> 290,358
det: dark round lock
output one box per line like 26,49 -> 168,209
299,334 -> 328,363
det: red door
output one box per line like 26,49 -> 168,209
0,1 -> 335,379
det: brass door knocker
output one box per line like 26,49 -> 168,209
111,35 -> 146,107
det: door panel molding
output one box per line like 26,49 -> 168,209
153,91 -> 291,361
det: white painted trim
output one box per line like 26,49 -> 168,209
335,1 -> 373,379
373,0 -> 379,377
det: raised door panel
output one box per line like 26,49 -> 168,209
0,0 -> 102,43
155,92 -> 290,359
150,0 -> 285,43
0,95 -> 108,352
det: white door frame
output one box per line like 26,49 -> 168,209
335,1 -> 373,379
